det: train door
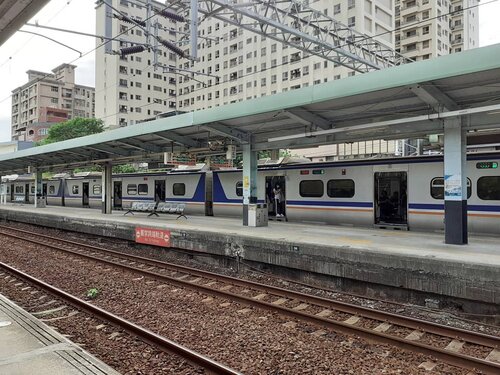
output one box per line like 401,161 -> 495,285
82,182 -> 90,207
205,172 -> 214,216
265,176 -> 286,219
42,183 -> 48,205
154,180 -> 166,202
113,181 -> 122,209
10,184 -> 14,201
24,183 -> 30,203
374,171 -> 408,227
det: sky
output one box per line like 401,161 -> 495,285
0,0 -> 499,142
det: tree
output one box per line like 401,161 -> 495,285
39,118 -> 104,145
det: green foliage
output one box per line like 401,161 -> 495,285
38,118 -> 104,145
86,288 -> 99,299
113,164 -> 138,174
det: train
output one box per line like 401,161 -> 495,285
2,152 -> 500,235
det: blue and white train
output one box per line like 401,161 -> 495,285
3,152 -> 500,235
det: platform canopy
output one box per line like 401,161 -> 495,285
1,44 -> 500,174
0,0 -> 50,46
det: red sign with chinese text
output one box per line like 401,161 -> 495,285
135,227 -> 171,247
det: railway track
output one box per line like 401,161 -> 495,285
0,260 -> 240,375
0,225 -> 499,374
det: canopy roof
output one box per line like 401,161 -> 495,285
1,44 -> 500,174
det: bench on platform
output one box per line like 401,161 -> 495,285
124,201 -> 187,220
13,196 -> 25,204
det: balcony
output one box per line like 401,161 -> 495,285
401,16 -> 420,26
451,37 -> 463,46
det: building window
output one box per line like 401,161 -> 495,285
348,17 -> 355,27
327,179 -> 355,198
127,184 -> 137,195
173,183 -> 185,196
299,180 -> 324,198
477,177 -> 500,200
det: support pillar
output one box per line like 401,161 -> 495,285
102,163 -> 113,214
443,117 -> 467,245
242,143 -> 257,226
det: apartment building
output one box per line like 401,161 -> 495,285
11,63 -> 95,141
177,0 -> 395,111
395,0 -> 478,60
95,0 -> 178,128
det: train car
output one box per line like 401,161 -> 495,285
64,172 -> 103,209
112,171 -> 168,210
166,164 -> 213,216
212,152 -> 500,235
2,175 -> 35,204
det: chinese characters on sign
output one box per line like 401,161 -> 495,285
135,227 -> 171,247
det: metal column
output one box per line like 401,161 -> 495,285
242,143 -> 257,226
102,163 -> 113,214
443,117 -> 468,245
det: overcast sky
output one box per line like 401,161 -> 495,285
0,0 -> 499,142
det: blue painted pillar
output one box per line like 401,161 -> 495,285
102,163 -> 113,214
444,117 -> 467,245
242,143 -> 257,226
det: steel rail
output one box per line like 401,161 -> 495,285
0,261 -> 241,375
0,227 -> 499,374
1,225 -> 498,348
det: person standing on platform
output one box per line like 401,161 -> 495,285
273,184 -> 284,217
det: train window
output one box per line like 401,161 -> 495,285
31,185 -> 35,194
6,186 -> 9,194
236,181 -> 243,197
15,186 -> 23,194
430,177 -> 471,199
72,185 -> 79,194
477,176 -> 500,200
299,180 -> 324,198
127,184 -> 137,195
93,185 -> 101,195
138,184 -> 148,195
49,185 -> 55,194
327,179 -> 355,198
173,183 -> 186,196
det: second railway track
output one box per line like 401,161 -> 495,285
0,224 -> 499,374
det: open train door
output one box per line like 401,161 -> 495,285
113,181 -> 122,209
154,180 -> 166,202
42,183 -> 47,205
24,183 -> 30,203
265,175 -> 287,221
374,171 -> 408,229
82,182 -> 90,207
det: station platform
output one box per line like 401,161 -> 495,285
0,293 -> 119,375
0,204 -> 499,313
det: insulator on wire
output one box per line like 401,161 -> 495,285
114,13 -> 146,28
120,45 -> 146,56
158,37 -> 185,58
159,9 -> 185,23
